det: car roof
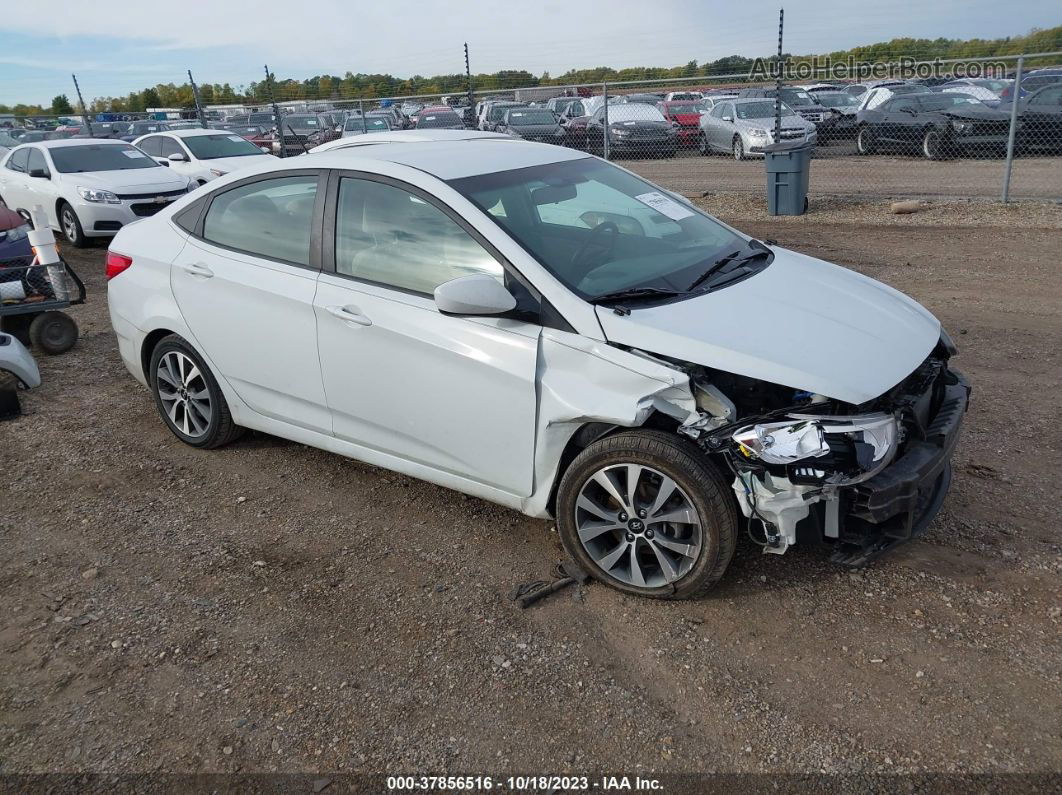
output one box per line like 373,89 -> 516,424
300,134 -> 589,180
157,128 -> 236,138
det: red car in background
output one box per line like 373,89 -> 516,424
226,125 -> 277,151
657,101 -> 702,147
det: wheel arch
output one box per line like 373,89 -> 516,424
141,327 -> 178,382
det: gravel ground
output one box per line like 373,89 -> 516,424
1,203 -> 1060,782
624,149 -> 1062,202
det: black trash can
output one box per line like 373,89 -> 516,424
765,143 -> 812,216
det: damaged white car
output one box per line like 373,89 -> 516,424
106,132 -> 969,599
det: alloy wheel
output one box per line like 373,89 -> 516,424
732,137 -> 744,160
156,350 -> 213,438
574,463 -> 703,589
62,208 -> 78,242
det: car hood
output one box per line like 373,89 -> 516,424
512,124 -> 562,135
940,106 -> 1010,121
610,121 -> 671,131
63,168 -> 188,193
737,115 -> 809,129
595,247 -> 940,405
201,154 -> 277,173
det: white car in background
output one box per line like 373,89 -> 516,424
0,139 -> 192,246
105,132 -> 967,599
133,128 -> 278,186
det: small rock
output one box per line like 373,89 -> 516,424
890,200 -> 922,214
222,746 -> 233,756
236,496 -> 247,504
491,655 -> 505,667
252,560 -> 267,568
501,660 -> 512,669
434,584 -> 447,593
271,738 -> 280,752
81,568 -> 99,580
111,640 -> 122,649
916,671 -> 925,678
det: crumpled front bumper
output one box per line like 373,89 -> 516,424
830,368 -> 970,565
0,332 -> 41,389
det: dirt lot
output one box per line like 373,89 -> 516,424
625,148 -> 1062,202
1,198 -> 1060,783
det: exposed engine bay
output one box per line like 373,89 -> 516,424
630,331 -> 970,566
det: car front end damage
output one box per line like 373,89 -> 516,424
653,333 -> 969,566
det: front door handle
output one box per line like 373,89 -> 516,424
326,305 -> 372,326
181,262 -> 214,278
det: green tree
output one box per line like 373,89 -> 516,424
51,94 -> 74,114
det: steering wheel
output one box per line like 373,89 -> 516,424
570,221 -> 619,274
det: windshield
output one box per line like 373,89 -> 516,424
0,132 -> 19,147
735,101 -> 794,119
50,144 -> 161,173
285,115 -> 320,129
449,158 -> 749,300
607,105 -> 666,122
489,105 -> 524,121
345,117 -> 389,131
507,110 -> 555,125
183,134 -> 265,159
132,122 -> 167,134
779,89 -> 815,106
417,113 -> 462,128
814,93 -> 858,108
921,94 -> 982,111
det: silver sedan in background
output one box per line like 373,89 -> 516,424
698,98 -> 817,159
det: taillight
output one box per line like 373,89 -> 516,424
106,251 -> 133,280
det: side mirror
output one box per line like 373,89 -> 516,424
168,152 -> 187,162
434,274 -> 517,316
28,168 -> 49,179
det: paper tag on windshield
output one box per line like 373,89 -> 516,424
122,150 -> 146,159
635,191 -> 694,220
228,135 -> 244,142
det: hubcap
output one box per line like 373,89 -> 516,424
63,210 -> 77,241
575,463 -> 703,589
733,139 -> 742,159
156,351 -> 212,438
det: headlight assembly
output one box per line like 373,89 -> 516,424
732,412 -> 899,484
77,186 -> 121,204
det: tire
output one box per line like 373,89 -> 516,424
698,132 -> 710,156
856,125 -> 877,155
922,127 -> 948,160
148,334 -> 244,449
732,135 -> 745,161
556,429 -> 737,600
59,201 -> 87,247
28,311 -> 78,355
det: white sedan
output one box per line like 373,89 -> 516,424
106,132 -> 968,598
0,139 -> 193,246
132,128 -> 278,186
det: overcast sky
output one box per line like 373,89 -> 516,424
1,0 -> 1057,106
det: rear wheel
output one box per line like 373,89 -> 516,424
149,334 -> 244,449
698,132 -> 710,156
732,135 -> 745,161
28,311 -> 78,354
59,202 -> 87,247
556,430 -> 737,600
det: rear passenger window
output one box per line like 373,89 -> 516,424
6,148 -> 29,173
138,136 -> 162,156
203,175 -> 319,265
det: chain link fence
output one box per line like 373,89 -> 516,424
3,52 -> 1060,203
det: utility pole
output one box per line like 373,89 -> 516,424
71,74 -> 93,136
774,8 -> 784,141
465,43 -> 474,109
264,64 -> 284,157
188,70 -> 208,128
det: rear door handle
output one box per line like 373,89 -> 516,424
181,262 -> 213,278
326,305 -> 372,326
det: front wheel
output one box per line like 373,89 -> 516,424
149,334 -> 244,449
856,125 -> 877,155
698,132 -> 711,156
556,430 -> 737,599
732,135 -> 746,161
59,202 -> 87,247
922,127 -> 949,160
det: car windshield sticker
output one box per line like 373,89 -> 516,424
228,135 -> 245,142
635,191 -> 695,221
122,150 -> 147,159
623,121 -> 636,125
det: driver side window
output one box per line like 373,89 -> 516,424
334,177 -> 503,296
710,103 -> 727,118
158,137 -> 185,158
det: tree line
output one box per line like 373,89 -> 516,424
3,25 -> 1058,117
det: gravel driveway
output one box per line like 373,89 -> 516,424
1,199 -> 1059,784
